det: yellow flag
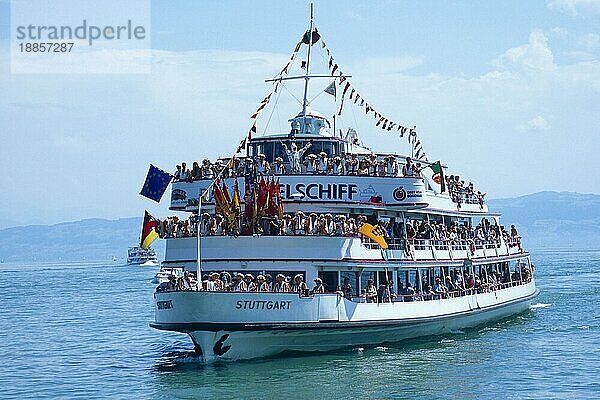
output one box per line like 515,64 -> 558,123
358,223 -> 388,249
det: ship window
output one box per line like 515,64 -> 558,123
340,271 -> 358,297
273,142 -> 286,162
360,270 -> 376,293
318,271 -> 338,293
377,271 -> 392,286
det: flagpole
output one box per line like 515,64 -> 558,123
197,196 -> 202,281
301,3 -> 314,134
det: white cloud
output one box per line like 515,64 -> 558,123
492,31 -> 556,71
351,56 -> 423,75
580,32 -> 600,49
546,0 -> 600,16
519,116 -> 550,132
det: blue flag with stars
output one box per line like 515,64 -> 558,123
140,164 -> 172,203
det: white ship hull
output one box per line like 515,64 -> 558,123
152,280 -> 538,362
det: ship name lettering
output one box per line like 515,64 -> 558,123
157,300 -> 173,310
284,183 -> 357,201
235,300 -> 292,310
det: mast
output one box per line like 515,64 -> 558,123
301,3 -> 314,134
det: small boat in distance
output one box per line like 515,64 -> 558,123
127,246 -> 159,266
152,266 -> 184,284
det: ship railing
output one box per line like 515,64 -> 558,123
348,278 -> 533,303
156,276 -> 533,297
361,238 -> 524,259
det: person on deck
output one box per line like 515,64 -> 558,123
273,274 -> 289,292
312,278 -> 325,293
365,279 -> 378,303
282,141 -> 312,174
290,274 -> 309,295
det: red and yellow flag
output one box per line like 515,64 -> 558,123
140,210 -> 159,250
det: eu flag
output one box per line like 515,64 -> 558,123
140,164 -> 172,203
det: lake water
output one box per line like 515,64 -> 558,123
0,249 -> 598,399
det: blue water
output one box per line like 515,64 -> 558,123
0,249 -> 598,399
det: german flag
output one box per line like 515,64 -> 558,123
140,210 -> 159,250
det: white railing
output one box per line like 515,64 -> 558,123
362,237 -> 524,260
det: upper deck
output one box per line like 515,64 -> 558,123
170,174 -> 487,216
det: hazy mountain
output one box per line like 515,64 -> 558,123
0,217 -> 162,263
487,191 -> 600,249
0,191 -> 598,262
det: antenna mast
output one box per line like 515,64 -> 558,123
301,3 -> 314,134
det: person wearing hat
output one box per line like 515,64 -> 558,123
173,164 -> 182,181
243,157 -> 255,176
220,271 -> 232,290
307,213 -> 319,235
312,277 -> 325,294
358,157 -> 370,176
244,274 -> 256,291
211,272 -> 223,291
278,214 -> 291,235
273,156 -> 286,175
304,154 -> 317,174
346,217 -> 357,236
345,154 -> 358,175
256,275 -> 269,292
317,152 -> 329,175
213,159 -> 225,177
232,273 -> 248,292
320,214 -> 334,236
331,156 -> 343,175
272,274 -> 289,292
294,211 -> 306,235
201,159 -> 214,179
290,274 -> 308,294
255,153 -> 271,176
200,213 -> 212,236
334,215 -> 346,236
211,214 -> 224,235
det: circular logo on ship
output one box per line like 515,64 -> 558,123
393,187 -> 407,201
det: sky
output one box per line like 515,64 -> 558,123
0,0 -> 599,228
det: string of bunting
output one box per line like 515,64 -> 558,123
236,30 -> 316,154
320,39 -> 427,161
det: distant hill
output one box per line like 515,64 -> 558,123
0,191 -> 598,262
488,191 -> 600,249
0,217 -> 163,263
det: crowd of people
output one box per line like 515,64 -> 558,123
445,174 -> 486,208
399,218 -> 522,250
155,213 -> 522,253
173,153 -> 408,181
157,271 -> 326,295
157,264 -> 534,302
173,152 -> 486,209
359,266 -> 532,304
155,212 -> 368,238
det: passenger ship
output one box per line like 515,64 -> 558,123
127,246 -> 159,266
150,7 -> 538,362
